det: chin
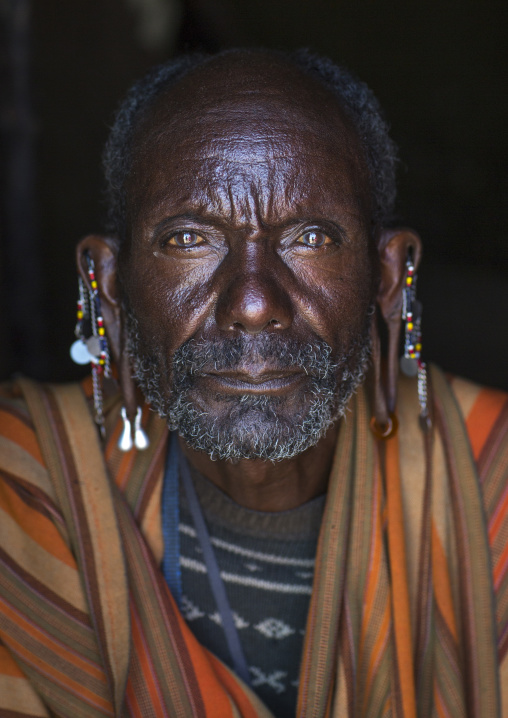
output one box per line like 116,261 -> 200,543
163,350 -> 369,461
166,387 -> 340,461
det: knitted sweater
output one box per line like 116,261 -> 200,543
179,465 -> 325,717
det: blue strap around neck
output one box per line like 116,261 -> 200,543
161,432 -> 182,607
161,432 -> 251,686
179,448 -> 251,686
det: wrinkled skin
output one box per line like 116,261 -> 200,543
78,52 -> 420,512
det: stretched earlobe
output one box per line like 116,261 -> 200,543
375,227 -> 422,416
75,235 -> 149,450
76,235 -> 122,362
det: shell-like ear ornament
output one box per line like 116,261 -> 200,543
134,407 -> 150,450
118,406 -> 150,452
118,407 -> 133,452
118,407 -> 150,451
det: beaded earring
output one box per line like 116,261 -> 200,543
70,254 -> 111,437
400,255 -> 421,377
399,252 -> 430,430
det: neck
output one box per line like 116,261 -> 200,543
179,423 -> 340,513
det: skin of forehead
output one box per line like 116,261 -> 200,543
125,51 -> 373,236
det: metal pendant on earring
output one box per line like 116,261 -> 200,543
118,407 -> 150,452
70,276 -> 92,365
417,361 -> 431,432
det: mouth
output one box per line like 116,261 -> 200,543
199,369 -> 307,396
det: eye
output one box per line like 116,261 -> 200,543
296,231 -> 332,248
167,231 -> 204,247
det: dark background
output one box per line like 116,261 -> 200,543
1,0 -> 507,389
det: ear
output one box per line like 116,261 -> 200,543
76,235 -> 122,362
375,227 -> 422,416
77,234 -> 140,422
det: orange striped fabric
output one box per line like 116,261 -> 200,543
0,367 -> 506,717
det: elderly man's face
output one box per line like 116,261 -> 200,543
119,54 -> 377,460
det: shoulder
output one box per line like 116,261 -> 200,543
0,380 -> 54,498
421,367 -> 508,549
444,375 -> 508,645
446,374 -> 508,463
0,378 -> 93,505
434,371 -> 508,523
0,379 -> 79,587
428,371 -> 508,651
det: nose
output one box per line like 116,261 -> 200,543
215,269 -> 294,334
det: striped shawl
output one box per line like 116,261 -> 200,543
0,366 -> 508,717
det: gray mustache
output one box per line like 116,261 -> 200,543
172,334 -> 336,381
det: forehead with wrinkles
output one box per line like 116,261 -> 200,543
126,52 -> 372,231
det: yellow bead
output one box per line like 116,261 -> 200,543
416,343 -> 422,351
98,327 -> 105,336
77,310 -> 83,319
406,277 -> 412,286
91,280 -> 98,289
407,322 -> 413,331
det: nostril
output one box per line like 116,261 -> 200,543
231,317 -> 281,332
216,273 -> 294,334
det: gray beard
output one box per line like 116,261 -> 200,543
125,311 -> 371,462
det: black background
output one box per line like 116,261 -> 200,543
1,0 -> 507,389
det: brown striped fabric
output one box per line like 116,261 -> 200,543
0,367 -> 507,717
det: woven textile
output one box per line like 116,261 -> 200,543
0,367 -> 507,717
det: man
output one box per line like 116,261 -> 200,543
0,49 -> 507,718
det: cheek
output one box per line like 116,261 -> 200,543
120,248 -> 219,352
289,245 -> 374,350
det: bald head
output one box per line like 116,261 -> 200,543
134,50 -> 363,154
103,49 -> 397,241
125,51 -> 372,243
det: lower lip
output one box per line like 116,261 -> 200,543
199,373 -> 306,396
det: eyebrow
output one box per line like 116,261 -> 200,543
152,213 -> 252,235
